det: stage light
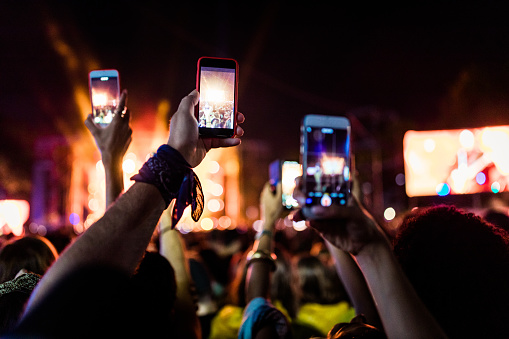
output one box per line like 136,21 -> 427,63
208,160 -> 220,174
459,129 -> 474,149
384,207 -> 396,221
293,220 -> 307,231
218,216 -> 232,229
476,172 -> 486,185
69,213 -> 80,225
210,183 -> 224,196
492,182 -> 501,194
201,218 -> 214,231
395,173 -> 405,186
253,220 -> 263,233
122,158 -> 136,174
436,183 -> 451,196
207,199 -> 223,212
0,200 -> 29,236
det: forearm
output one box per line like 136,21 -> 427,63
325,240 -> 382,330
355,242 -> 448,339
160,224 -> 201,339
245,218 -> 275,302
25,182 -> 166,313
103,158 -> 124,207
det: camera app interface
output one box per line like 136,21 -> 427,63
91,75 -> 119,126
199,67 -> 235,130
305,127 -> 350,206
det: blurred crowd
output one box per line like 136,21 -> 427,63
1,89 -> 509,339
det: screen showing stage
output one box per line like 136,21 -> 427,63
404,126 -> 509,197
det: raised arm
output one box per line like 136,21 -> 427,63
85,90 -> 132,207
24,90 -> 244,316
295,197 -> 448,339
323,239 -> 383,331
245,182 -> 281,302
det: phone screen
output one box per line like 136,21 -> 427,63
89,70 -> 119,127
304,126 -> 350,206
282,161 -> 302,209
197,58 -> 237,137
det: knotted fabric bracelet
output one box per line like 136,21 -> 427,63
131,144 -> 204,228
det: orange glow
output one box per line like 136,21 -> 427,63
404,126 -> 509,197
0,200 -> 30,236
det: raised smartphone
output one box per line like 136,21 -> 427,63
196,57 -> 238,138
89,69 -> 120,127
270,160 -> 302,209
301,115 -> 351,207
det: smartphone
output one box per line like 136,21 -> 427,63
196,57 -> 239,138
89,69 -> 120,127
270,160 -> 302,209
301,115 -> 351,207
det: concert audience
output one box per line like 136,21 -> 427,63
5,75 -> 509,339
6,89 -> 244,337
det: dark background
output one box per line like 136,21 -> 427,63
3,0 -> 509,205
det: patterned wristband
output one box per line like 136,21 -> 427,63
131,145 -> 204,228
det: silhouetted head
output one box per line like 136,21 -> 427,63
394,205 -> 509,338
0,236 -> 58,283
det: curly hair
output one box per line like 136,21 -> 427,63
393,205 -> 509,338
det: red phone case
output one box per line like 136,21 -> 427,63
196,57 -> 239,138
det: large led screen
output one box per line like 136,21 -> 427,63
404,126 -> 509,197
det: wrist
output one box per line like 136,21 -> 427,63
101,153 -> 123,168
354,239 -> 392,267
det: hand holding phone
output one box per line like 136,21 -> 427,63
301,115 -> 351,207
89,69 -> 120,127
196,57 -> 239,138
168,90 -> 244,168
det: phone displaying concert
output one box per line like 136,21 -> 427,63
198,67 -> 235,130
304,127 -> 350,206
90,76 -> 119,126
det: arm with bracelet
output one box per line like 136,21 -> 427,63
239,182 -> 291,339
17,90 -> 244,337
85,90 -> 132,208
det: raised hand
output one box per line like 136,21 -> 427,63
167,90 -> 244,168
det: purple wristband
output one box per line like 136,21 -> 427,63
131,145 -> 204,228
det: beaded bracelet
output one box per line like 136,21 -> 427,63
246,249 -> 277,271
131,144 -> 204,228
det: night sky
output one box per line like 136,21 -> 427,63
3,1 -> 509,201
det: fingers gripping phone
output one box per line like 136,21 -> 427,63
89,69 -> 120,127
269,160 -> 302,209
301,115 -> 351,207
196,57 -> 239,138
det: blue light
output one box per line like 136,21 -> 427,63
436,183 -> 450,196
491,182 -> 501,194
321,128 -> 334,134
69,213 -> 80,225
476,172 -> 486,185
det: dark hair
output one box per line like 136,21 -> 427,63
484,209 -> 509,233
271,247 -> 297,318
0,236 -> 58,283
393,205 -> 509,338
296,255 -> 344,305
